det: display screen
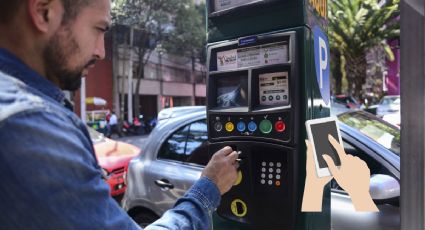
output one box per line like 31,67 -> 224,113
310,121 -> 341,168
216,76 -> 248,108
259,72 -> 289,106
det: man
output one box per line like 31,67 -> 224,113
0,0 -> 238,229
107,111 -> 121,138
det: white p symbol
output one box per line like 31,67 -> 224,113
319,37 -> 328,89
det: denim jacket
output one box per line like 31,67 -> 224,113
0,48 -> 220,230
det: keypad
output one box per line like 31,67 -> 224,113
260,161 -> 282,187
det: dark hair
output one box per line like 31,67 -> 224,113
0,0 -> 93,25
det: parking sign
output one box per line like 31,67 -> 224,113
313,26 -> 330,105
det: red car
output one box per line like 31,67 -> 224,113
87,127 -> 140,197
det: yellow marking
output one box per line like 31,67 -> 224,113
230,199 -> 248,217
309,0 -> 327,19
234,171 -> 242,186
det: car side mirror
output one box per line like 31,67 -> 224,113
370,174 -> 400,201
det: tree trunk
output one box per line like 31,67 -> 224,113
345,54 -> 367,100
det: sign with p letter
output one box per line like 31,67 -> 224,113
313,26 -> 330,105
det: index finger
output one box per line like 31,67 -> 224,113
328,134 -> 347,162
215,146 -> 233,157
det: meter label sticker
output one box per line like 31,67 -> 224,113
230,199 -> 248,217
237,47 -> 262,68
313,26 -> 330,105
262,43 -> 288,65
217,49 -> 237,71
259,72 -> 289,106
214,0 -> 259,12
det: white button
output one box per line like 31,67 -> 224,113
262,162 -> 266,166
276,174 -> 281,180
276,168 -> 281,174
277,162 -> 282,167
261,179 -> 266,184
269,162 -> 274,167
268,174 -> 273,179
261,173 -> 266,178
262,168 -> 266,172
269,168 -> 274,173
268,180 -> 273,185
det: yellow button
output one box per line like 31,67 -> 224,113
225,122 -> 234,132
234,171 -> 242,186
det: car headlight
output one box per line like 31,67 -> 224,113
101,168 -> 110,180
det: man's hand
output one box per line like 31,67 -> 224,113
201,146 -> 239,195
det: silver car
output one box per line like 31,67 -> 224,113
122,108 -> 400,229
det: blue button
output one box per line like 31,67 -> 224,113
248,121 -> 257,132
237,122 -> 246,132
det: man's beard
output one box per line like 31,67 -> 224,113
43,27 -> 96,91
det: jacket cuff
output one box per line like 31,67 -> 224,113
187,176 -> 221,211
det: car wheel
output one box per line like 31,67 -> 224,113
133,212 -> 159,228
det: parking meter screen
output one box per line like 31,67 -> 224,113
259,72 -> 289,106
216,76 -> 248,108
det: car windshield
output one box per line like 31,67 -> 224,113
87,126 -> 105,144
338,111 -> 400,156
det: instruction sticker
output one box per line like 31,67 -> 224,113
231,199 -> 248,217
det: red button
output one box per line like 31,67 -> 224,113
275,121 -> 286,132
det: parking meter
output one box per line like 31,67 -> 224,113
206,0 -> 330,229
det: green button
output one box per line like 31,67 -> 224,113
259,120 -> 273,134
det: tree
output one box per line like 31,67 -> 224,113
162,1 -> 207,70
111,0 -> 192,117
329,0 -> 400,99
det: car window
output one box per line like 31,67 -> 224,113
338,112 -> 400,155
158,125 -> 190,162
186,120 -> 209,166
158,119 -> 209,166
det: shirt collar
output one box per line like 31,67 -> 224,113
0,48 -> 65,103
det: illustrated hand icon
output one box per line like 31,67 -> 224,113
323,135 -> 378,212
301,139 -> 332,212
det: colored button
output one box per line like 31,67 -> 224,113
248,121 -> 257,132
234,171 -> 243,186
225,122 -> 234,132
276,181 -> 281,187
214,122 -> 223,132
275,121 -> 286,132
237,121 -> 246,132
259,120 -> 273,134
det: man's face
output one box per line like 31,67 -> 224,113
43,0 -> 111,91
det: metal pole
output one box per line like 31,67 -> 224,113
127,27 -> 134,123
401,0 -> 425,229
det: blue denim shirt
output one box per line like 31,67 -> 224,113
0,48 -> 220,230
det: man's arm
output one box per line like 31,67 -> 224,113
0,111 -> 141,230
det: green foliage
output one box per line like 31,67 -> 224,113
329,0 -> 400,98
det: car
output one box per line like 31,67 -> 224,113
331,95 -> 361,115
87,126 -> 140,199
382,111 -> 401,127
375,95 -> 400,117
122,107 -> 400,229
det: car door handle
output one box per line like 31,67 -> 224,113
155,179 -> 174,190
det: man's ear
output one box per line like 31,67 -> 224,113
28,0 -> 62,33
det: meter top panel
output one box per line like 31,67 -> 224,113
207,31 -> 298,145
207,0 -> 328,43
